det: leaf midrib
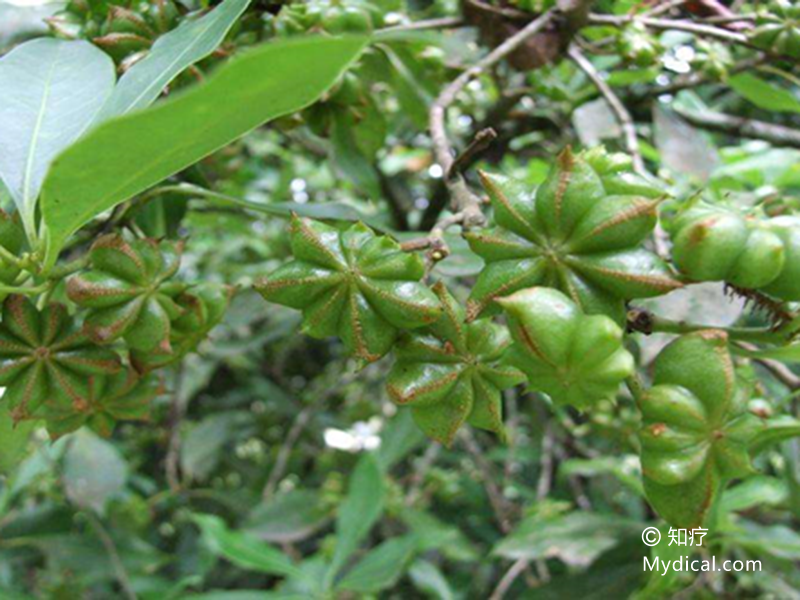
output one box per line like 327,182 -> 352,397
23,44 -> 63,212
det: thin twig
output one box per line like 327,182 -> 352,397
405,442 -> 442,506
490,558 -> 531,600
460,429 -> 513,533
675,108 -> 800,150
165,366 -> 185,493
589,13 -> 748,43
263,406 -> 314,500
739,342 -> 800,391
448,127 -> 498,179
536,424 -> 556,500
85,512 -> 138,600
568,45 -> 645,174
429,11 -> 555,229
376,16 -> 465,36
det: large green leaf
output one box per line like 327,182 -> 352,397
0,406 -> 35,475
337,536 -> 416,593
193,513 -> 302,578
325,453 -> 385,587
62,430 -> 128,515
0,39 -> 115,237
96,0 -> 251,121
728,74 -> 800,114
40,35 -> 367,268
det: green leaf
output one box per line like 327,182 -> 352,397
62,430 -> 128,515
721,476 -> 788,513
337,536 -> 416,593
749,416 -> 800,454
0,406 -> 35,475
0,39 -> 115,236
728,73 -> 800,114
493,511 -> 640,567
40,35 -> 367,268
96,0 -> 251,121
723,520 -> 800,561
244,489 -> 330,543
739,342 -> 800,362
193,513 -> 302,578
325,453 -> 385,587
408,560 -> 454,600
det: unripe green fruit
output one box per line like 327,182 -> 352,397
640,330 -> 760,529
256,216 -> 441,363
0,295 -> 121,423
750,0 -> 800,58
44,368 -> 162,439
67,234 -> 187,354
131,283 -> 235,372
386,283 -> 524,445
499,287 -> 634,410
671,203 -> 785,288
465,147 -> 680,323
322,5 -> 372,34
759,216 -> 800,300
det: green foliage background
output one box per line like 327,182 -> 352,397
1,0 -> 800,598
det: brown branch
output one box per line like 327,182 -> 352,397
490,558 -> 532,600
429,11 -> 556,232
449,127 -> 498,179
376,16 -> 465,35
568,45 -> 645,174
589,13 -> 748,43
675,108 -> 800,150
262,406 -> 314,500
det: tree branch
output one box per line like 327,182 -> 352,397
568,45 -> 645,174
429,11 -> 556,230
674,108 -> 800,149
589,13 -> 748,43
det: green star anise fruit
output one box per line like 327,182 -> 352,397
131,283 -> 234,372
386,282 -> 525,445
499,287 -> 634,410
751,0 -> 800,58
67,234 -> 187,354
43,368 -> 162,439
640,330 -> 760,529
0,295 -> 121,421
671,204 -> 800,300
256,216 -> 442,363
466,148 -> 681,323
671,201 -> 785,289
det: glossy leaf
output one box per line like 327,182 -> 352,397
194,514 -> 302,578
0,39 -> 115,236
337,536 -> 416,593
97,0 -> 251,120
728,73 -> 800,114
40,35 -> 367,267
62,429 -> 128,514
326,453 -> 385,587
